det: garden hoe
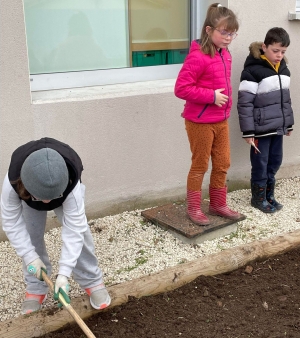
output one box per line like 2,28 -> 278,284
41,270 -> 96,338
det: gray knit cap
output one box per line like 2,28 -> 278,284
21,148 -> 68,200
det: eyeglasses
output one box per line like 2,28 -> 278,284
31,193 -> 63,202
214,28 -> 238,39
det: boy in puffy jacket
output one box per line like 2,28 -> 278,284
237,27 -> 293,213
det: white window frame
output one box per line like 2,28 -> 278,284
29,0 -> 202,92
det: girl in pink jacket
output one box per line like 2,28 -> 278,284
174,3 -> 241,225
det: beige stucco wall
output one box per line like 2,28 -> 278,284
0,0 -> 299,241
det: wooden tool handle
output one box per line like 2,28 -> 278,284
41,270 -> 96,338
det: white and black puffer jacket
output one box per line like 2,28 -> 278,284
237,42 -> 294,138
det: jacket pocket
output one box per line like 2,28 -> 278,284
254,108 -> 264,126
197,104 -> 208,118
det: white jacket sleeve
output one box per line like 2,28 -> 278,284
1,173 -> 39,265
58,181 -> 88,277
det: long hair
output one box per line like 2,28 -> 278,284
11,177 -> 31,200
200,3 -> 239,57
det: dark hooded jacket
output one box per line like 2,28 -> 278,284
237,41 -> 293,138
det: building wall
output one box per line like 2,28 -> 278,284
0,0 -> 299,240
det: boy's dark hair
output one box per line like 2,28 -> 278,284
264,27 -> 290,47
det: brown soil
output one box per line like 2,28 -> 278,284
41,247 -> 300,338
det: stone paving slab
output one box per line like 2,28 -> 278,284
141,200 -> 246,244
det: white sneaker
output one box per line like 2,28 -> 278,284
21,292 -> 47,314
85,284 -> 111,310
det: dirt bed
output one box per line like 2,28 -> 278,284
41,246 -> 300,338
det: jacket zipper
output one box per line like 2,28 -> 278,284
278,71 -> 285,130
197,104 -> 208,118
219,50 -> 229,120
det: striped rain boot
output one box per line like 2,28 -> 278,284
209,186 -> 241,220
186,190 -> 210,226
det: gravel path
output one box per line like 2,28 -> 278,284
0,177 -> 300,322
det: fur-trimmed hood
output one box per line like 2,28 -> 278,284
248,41 -> 288,63
249,41 -> 264,59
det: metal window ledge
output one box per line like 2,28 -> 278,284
288,11 -> 300,20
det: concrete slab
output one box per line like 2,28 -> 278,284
141,200 -> 246,244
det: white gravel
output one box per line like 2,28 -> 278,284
1,177 -> 300,322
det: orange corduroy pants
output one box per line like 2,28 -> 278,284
185,119 -> 230,191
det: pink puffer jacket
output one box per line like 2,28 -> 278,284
174,40 -> 232,123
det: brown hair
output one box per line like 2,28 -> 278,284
200,3 -> 239,57
11,177 -> 31,200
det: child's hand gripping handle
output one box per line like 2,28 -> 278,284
54,274 -> 71,308
40,268 -> 96,338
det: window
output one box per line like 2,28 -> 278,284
297,0 -> 300,11
24,0 -> 203,91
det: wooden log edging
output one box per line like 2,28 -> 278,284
2,228 -> 300,338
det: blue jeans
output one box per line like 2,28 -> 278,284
250,135 -> 283,186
